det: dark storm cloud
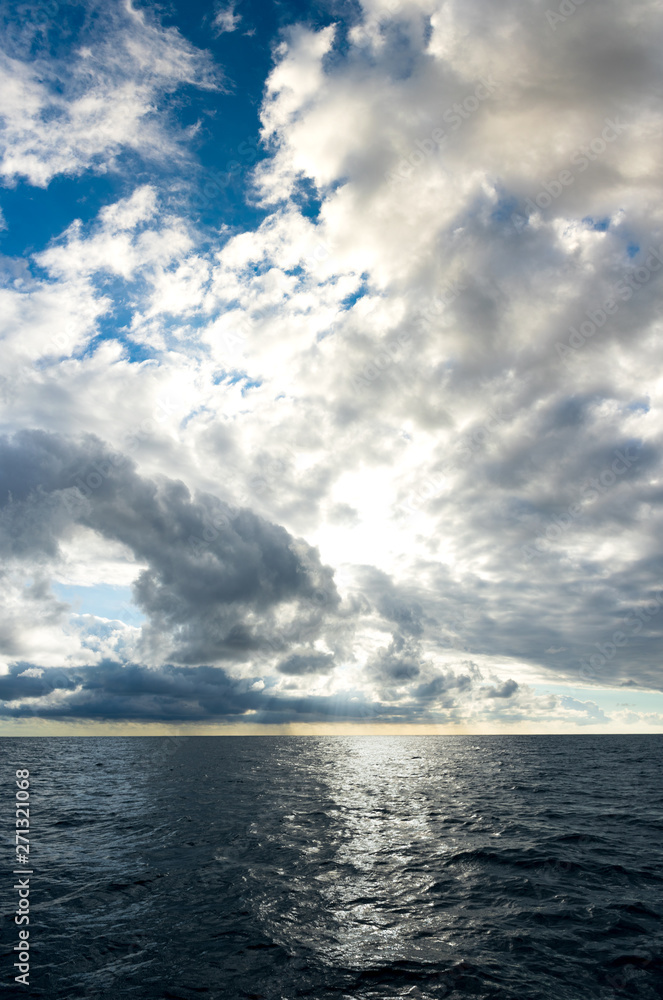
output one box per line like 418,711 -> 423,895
356,566 -> 426,636
0,664 -> 79,700
0,430 -> 339,663
368,635 -> 422,683
482,679 -> 519,699
0,659 -> 401,723
0,655 -> 527,724
277,652 -> 335,675
0,661 -> 269,720
414,671 -> 473,702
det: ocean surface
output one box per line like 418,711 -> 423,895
0,736 -> 661,999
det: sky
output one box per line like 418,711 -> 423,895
1,0 -> 662,734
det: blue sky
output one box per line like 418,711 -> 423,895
1,0 -> 662,733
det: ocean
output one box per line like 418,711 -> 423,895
1,736 -> 661,999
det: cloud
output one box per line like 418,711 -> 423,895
413,670 -> 473,703
1,0 -> 663,729
368,634 -> 424,686
0,659 -> 391,722
213,3 -> 241,34
559,695 -> 610,725
234,0 -> 663,698
0,657 -> 614,727
482,678 -> 519,699
277,651 -> 335,675
0,0 -> 220,187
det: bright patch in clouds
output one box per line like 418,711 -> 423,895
1,0 -> 662,732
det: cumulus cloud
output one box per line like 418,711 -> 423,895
0,430 -> 339,667
235,0 -> 663,699
482,678 -> 519,699
213,3 -> 241,35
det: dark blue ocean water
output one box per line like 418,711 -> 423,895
1,736 -> 661,999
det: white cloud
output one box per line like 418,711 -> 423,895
213,3 -> 242,34
0,0 -> 220,187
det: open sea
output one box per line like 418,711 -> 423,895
0,736 -> 661,999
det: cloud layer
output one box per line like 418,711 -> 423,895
1,0 -> 662,729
